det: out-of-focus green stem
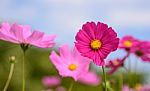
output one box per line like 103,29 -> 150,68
3,63 -> 15,91
102,66 -> 107,91
22,51 -> 25,91
68,80 -> 74,91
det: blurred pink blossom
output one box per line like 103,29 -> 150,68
131,41 -> 150,62
55,86 -> 66,91
0,22 -> 56,48
119,35 -> 139,51
42,76 -> 61,87
78,71 -> 101,86
122,85 -> 150,91
106,52 -> 129,74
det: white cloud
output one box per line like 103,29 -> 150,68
107,9 -> 150,26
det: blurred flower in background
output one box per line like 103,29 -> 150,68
50,44 -> 91,81
42,76 -> 61,88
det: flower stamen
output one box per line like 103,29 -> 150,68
123,40 -> 132,47
68,64 -> 77,71
90,39 -> 102,49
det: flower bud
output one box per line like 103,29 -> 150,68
9,56 -> 16,63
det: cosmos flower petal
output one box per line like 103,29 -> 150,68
0,32 -> 18,43
82,22 -> 96,39
27,30 -> 44,42
75,43 -> 91,53
10,23 -> 24,42
59,44 -> 72,59
95,22 -> 108,39
75,29 -> 91,43
0,22 -> 11,34
30,35 -> 56,48
78,71 -> 101,86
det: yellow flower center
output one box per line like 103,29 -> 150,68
90,39 -> 102,49
134,84 -> 142,91
123,40 -> 132,47
68,64 -> 77,71
113,60 -> 119,66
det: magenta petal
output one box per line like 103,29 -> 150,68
82,22 -> 96,39
75,43 -> 91,54
95,22 -> 108,39
75,29 -> 91,43
92,52 -> 105,66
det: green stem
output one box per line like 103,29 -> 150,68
102,66 -> 107,91
68,80 -> 74,91
3,63 -> 15,91
22,52 -> 25,91
119,73 -> 123,91
134,58 -> 139,85
128,56 -> 132,89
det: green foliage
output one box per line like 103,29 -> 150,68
0,41 -> 147,91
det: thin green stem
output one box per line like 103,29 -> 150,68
102,66 -> 107,91
22,52 -> 25,91
119,73 -> 123,91
68,80 -> 74,91
3,63 -> 15,91
134,58 -> 139,85
128,56 -> 132,89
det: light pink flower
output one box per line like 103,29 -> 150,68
119,35 -> 138,51
42,76 -> 61,87
78,71 -> 101,86
131,41 -> 150,62
75,22 -> 119,66
0,22 -> 56,48
49,44 -> 90,81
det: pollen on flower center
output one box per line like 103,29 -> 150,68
68,64 -> 77,71
90,39 -> 102,49
123,40 -> 132,47
113,60 -> 119,66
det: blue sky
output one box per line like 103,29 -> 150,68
0,0 -> 150,45
0,0 -> 150,82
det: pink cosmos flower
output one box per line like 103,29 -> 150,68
49,44 -> 90,81
75,22 -> 119,66
119,35 -> 138,51
0,22 -> 56,48
106,53 -> 129,74
78,71 -> 101,86
131,41 -> 150,62
42,76 -> 61,87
